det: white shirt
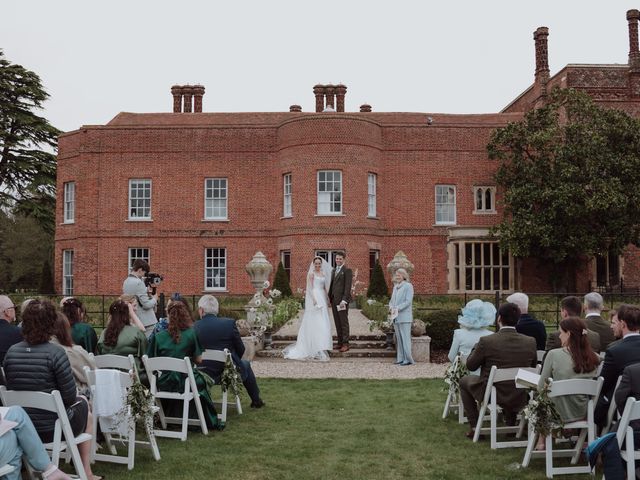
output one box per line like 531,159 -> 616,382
623,332 -> 640,339
585,312 -> 602,318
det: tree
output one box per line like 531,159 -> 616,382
367,261 -> 389,298
273,261 -> 292,297
38,258 -> 55,294
488,88 -> 640,291
0,49 -> 60,234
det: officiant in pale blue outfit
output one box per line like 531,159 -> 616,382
389,268 -> 415,365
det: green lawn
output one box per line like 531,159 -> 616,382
89,379 -> 591,480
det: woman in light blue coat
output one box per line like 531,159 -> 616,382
447,299 -> 496,374
389,268 -> 415,365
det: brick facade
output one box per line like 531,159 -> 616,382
54,10 -> 640,296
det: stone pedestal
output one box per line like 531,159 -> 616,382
241,336 -> 262,361
411,336 -> 431,363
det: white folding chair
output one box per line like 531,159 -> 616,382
537,350 -> 546,364
141,355 -> 208,441
600,375 -> 623,435
611,397 -> 640,480
201,349 -> 243,423
442,354 -> 468,424
0,464 -> 16,477
92,354 -> 139,380
84,367 -> 160,469
521,376 -> 604,478
473,365 -> 539,449
0,386 -> 92,480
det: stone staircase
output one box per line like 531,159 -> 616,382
256,333 -> 395,358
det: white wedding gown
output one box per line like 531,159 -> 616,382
283,274 -> 333,361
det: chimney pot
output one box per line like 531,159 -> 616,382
325,85 -> 336,109
360,104 -> 372,113
193,85 -> 205,113
289,104 -> 302,112
628,9 -> 640,72
182,85 -> 194,113
533,27 -> 550,93
171,85 -> 183,113
335,84 -> 347,112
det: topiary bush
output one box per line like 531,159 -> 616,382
367,261 -> 389,299
418,309 -> 459,350
273,261 -> 293,297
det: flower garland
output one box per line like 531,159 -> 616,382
114,373 -> 156,435
522,381 -> 564,437
443,354 -> 469,396
220,354 -> 242,398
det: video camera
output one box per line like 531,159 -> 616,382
144,272 -> 164,294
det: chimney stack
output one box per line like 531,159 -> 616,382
628,9 -> 640,72
170,85 -> 205,113
314,85 -> 325,112
533,27 -> 550,86
335,84 -> 347,112
312,84 -> 348,112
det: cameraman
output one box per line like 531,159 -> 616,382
122,259 -> 158,337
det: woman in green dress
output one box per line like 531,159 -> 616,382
62,298 -> 98,354
97,299 -> 147,375
146,301 -> 222,429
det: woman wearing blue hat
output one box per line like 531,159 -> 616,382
448,299 -> 496,374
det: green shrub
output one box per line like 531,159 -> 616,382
361,301 -> 388,325
367,261 -> 389,299
273,261 -> 293,297
218,306 -> 242,320
419,309 -> 459,350
272,297 -> 302,331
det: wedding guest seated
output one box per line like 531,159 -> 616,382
0,406 -> 72,480
595,304 -> 640,427
535,316 -> 600,449
62,297 -> 98,354
17,298 -> 35,327
97,299 -> 147,375
447,299 -> 495,374
583,292 -> 615,351
507,292 -> 546,351
149,293 -> 189,340
3,299 -> 101,480
459,302 -> 537,438
0,295 -> 21,365
50,311 -> 96,398
195,295 -> 265,408
146,301 -> 222,429
546,296 -> 601,353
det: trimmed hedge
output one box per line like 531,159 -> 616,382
367,261 -> 389,299
273,261 -> 293,297
418,309 -> 459,350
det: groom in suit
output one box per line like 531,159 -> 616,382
328,251 -> 353,352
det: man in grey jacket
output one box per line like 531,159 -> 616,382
122,259 -> 158,336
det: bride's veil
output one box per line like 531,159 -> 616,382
306,258 -> 332,308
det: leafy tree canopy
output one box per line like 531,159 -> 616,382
0,49 -> 60,234
489,88 -> 640,288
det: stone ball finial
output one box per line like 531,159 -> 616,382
387,251 -> 415,276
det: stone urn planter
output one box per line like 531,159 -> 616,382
411,336 -> 431,363
387,251 -> 415,277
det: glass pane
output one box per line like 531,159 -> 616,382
474,243 -> 481,266
465,268 -> 472,290
485,189 -> 492,210
474,268 -> 481,290
465,243 -> 472,265
483,243 -> 491,266
476,188 -> 483,210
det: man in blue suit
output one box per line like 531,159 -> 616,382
195,295 -> 265,408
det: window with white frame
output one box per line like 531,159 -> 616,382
435,185 -> 456,225
62,250 -> 74,295
129,179 -> 152,220
317,171 -> 342,215
63,182 -> 75,223
474,186 -> 496,213
280,250 -> 291,280
204,178 -> 228,220
128,248 -> 150,270
205,248 -> 227,291
450,241 -> 512,292
315,250 -> 343,268
283,174 -> 292,217
368,173 -> 377,217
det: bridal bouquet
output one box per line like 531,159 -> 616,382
522,381 -> 564,437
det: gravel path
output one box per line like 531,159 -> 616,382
253,357 -> 448,379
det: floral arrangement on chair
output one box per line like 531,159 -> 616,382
522,380 -> 564,437
117,372 -> 157,434
220,354 -> 242,398
443,353 -> 469,396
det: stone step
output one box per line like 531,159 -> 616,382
271,340 -> 387,350
255,348 -> 396,359
272,334 -> 387,342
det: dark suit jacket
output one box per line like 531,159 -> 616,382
599,335 -> 640,402
615,362 -> 640,418
585,314 -> 615,352
546,329 -> 601,353
194,314 -> 245,380
466,328 -> 537,410
515,314 -> 547,351
328,266 -> 353,304
0,319 -> 23,365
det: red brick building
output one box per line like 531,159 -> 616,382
55,10 -> 640,296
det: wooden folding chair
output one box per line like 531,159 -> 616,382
473,365 -> 540,449
0,386 -> 92,480
611,397 -> 640,480
442,354 -> 468,424
201,349 -> 243,423
141,355 -> 208,441
521,377 -> 604,478
84,367 -> 160,469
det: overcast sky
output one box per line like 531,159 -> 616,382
2,1 -> 638,133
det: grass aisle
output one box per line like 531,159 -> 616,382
93,379 -> 586,479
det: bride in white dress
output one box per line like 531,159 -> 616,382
283,256 -> 333,361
